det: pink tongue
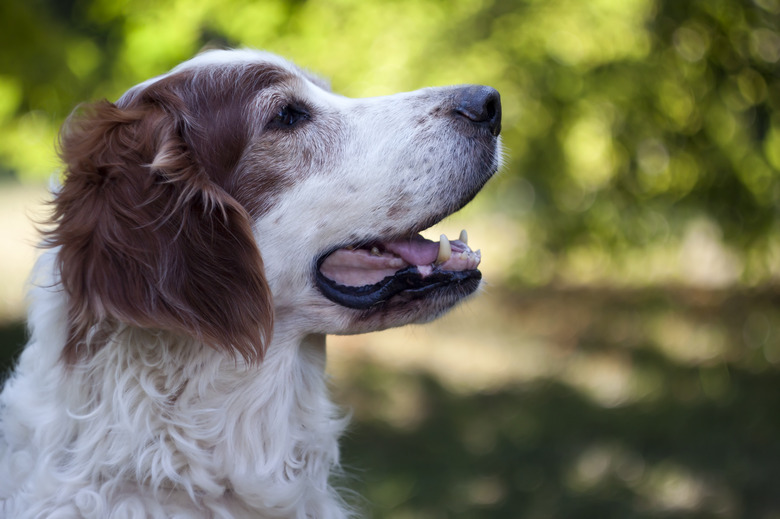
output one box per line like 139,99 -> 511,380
383,236 -> 439,265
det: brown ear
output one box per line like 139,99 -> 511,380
50,97 -> 273,364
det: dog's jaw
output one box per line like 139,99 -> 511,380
253,84 -> 501,336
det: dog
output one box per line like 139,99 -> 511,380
0,49 -> 502,518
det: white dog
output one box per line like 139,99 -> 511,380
0,49 -> 502,518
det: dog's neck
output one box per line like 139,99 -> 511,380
4,263 -> 348,517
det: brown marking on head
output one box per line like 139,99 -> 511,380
49,62 -> 294,364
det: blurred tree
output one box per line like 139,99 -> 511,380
488,0 -> 780,287
0,0 -> 778,285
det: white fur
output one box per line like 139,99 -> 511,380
1,251 -> 347,518
0,49 -> 500,518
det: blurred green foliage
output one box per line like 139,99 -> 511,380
0,0 -> 778,285
2,3 -> 780,517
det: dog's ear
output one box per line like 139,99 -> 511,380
50,91 -> 273,364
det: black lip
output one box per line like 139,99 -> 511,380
315,262 -> 482,309
314,117 -> 499,310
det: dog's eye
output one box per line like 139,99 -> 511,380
271,104 -> 309,129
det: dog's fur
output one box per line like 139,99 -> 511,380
0,49 -> 501,518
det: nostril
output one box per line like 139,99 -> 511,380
453,86 -> 502,136
484,97 -> 497,122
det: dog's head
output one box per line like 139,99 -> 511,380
50,49 -> 502,363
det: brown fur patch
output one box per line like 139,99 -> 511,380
49,63 -> 294,364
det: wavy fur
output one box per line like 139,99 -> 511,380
0,49 -> 501,518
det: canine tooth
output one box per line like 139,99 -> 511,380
370,246 -> 381,256
437,234 -> 451,263
459,229 -> 468,244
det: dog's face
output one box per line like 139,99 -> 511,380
221,53 -> 502,335
52,50 -> 502,362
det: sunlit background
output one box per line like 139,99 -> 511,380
1,0 -> 780,517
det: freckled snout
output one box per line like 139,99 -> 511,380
452,85 -> 502,137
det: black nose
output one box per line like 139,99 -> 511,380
453,85 -> 502,136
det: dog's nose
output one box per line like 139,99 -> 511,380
453,86 -> 502,137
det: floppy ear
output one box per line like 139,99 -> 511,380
49,94 -> 273,364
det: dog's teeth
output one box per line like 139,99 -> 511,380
459,229 -> 468,244
437,234 -> 451,264
370,246 -> 381,256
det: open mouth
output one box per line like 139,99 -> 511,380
315,230 -> 482,309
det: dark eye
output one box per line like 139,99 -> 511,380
270,104 -> 309,129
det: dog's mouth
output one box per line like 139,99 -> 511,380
315,230 -> 482,309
